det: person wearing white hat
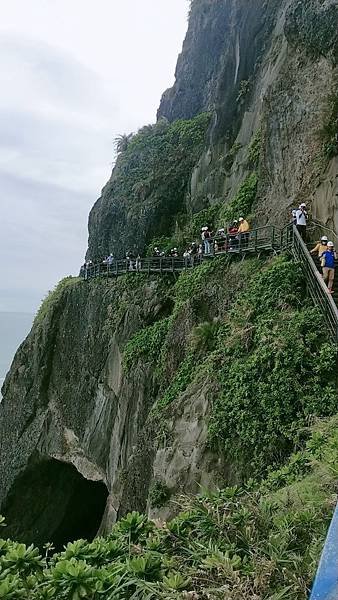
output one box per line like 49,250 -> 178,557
321,241 -> 337,293
310,236 -> 328,258
201,226 -> 211,255
295,203 -> 308,240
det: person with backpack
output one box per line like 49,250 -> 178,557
228,220 -> 239,250
310,236 -> 328,258
295,203 -> 308,240
201,226 -> 211,255
321,241 -> 337,293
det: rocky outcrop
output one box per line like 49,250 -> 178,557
0,254 -> 257,544
177,0 -> 338,223
0,277 -> 172,543
158,0 -> 280,133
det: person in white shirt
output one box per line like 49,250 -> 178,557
295,203 -> 308,240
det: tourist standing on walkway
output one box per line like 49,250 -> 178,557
295,203 -> 308,240
291,209 -> 297,225
321,241 -> 337,293
310,237 -> 328,258
238,217 -> 250,248
228,220 -> 239,250
201,226 -> 211,255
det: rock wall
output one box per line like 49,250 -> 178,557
87,0 -> 338,262
0,255 -> 258,543
0,277 -> 171,541
182,0 -> 338,224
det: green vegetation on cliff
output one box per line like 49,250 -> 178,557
207,257 -> 337,475
285,0 -> 338,58
0,416 -> 337,599
88,113 -> 211,259
123,255 -> 337,481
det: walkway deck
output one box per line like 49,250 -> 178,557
82,225 -> 280,280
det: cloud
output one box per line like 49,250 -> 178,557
0,108 -> 113,193
0,2 -> 188,313
0,36 -> 117,124
0,171 -> 92,312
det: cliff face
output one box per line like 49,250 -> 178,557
87,0 -> 338,262
1,0 -> 338,548
158,0 -> 279,130
0,261 -> 257,544
177,0 -> 338,227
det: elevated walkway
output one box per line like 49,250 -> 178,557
82,224 -> 338,343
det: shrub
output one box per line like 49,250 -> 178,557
0,417 -> 337,600
247,129 -> 262,166
208,256 -> 338,475
34,277 -> 80,326
149,481 -> 171,509
221,173 -> 258,222
223,142 -> 242,172
123,317 -> 172,372
109,112 -> 211,251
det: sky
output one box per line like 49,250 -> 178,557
0,0 -> 188,313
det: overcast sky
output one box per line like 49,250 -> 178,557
0,0 -> 188,314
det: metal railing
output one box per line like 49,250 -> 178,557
211,225 -> 280,255
309,218 -> 338,248
290,226 -> 338,344
82,226 -> 280,280
82,256 -> 201,280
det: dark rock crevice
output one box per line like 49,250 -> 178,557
2,456 -> 108,550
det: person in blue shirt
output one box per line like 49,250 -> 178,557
321,241 -> 337,293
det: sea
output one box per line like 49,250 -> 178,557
0,312 -> 33,397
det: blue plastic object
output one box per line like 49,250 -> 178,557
309,502 -> 338,599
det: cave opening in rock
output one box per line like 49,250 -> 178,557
2,457 -> 108,550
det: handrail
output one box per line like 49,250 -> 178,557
290,226 -> 338,344
309,218 -> 338,247
82,225 -> 279,279
309,501 -> 338,599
